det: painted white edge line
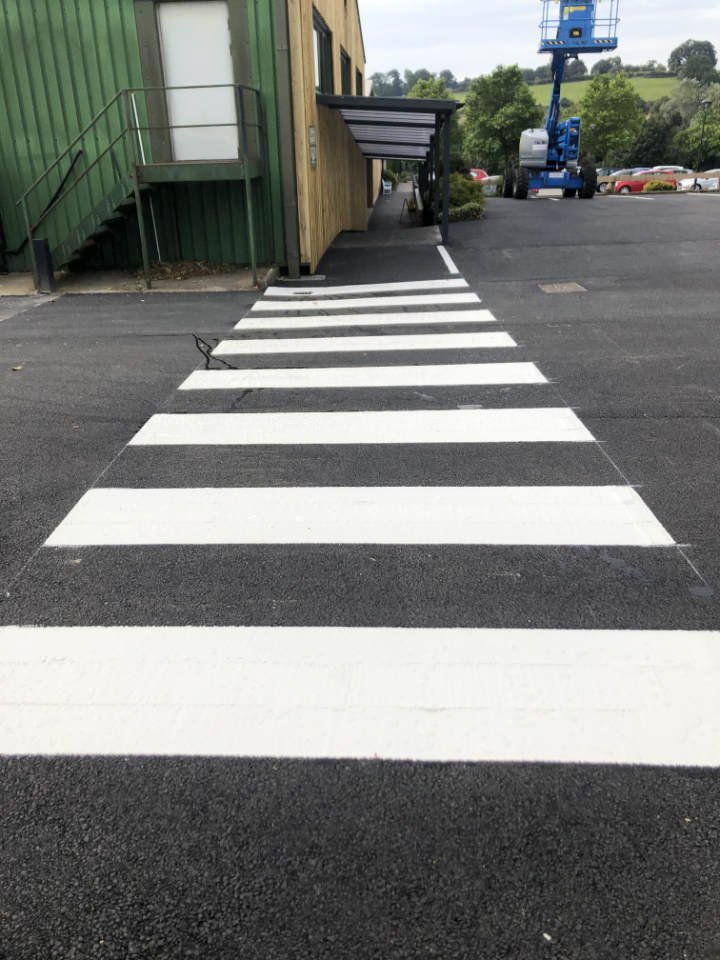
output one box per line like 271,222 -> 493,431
437,245 -> 460,274
45,486 -> 675,547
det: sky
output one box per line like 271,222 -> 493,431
360,0 -> 720,81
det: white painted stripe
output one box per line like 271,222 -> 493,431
235,309 -> 496,331
264,278 -> 468,297
2,626 -> 717,764
437,245 -> 460,274
213,332 -> 515,355
45,486 -> 675,547
179,362 -> 548,390
250,293 -> 480,312
130,409 -> 594,446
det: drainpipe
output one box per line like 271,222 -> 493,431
273,0 -> 302,279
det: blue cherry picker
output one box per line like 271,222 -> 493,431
503,0 -> 620,199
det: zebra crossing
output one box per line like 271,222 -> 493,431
3,246 -> 719,766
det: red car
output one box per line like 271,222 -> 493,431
470,169 -> 489,180
613,170 -> 678,194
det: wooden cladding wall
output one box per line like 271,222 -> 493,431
287,0 -> 371,271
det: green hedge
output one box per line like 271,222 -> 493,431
642,179 -> 676,192
448,201 -> 485,222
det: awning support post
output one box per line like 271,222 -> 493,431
441,112 -> 450,245
433,116 -> 441,225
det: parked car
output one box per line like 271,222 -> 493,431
596,167 -> 651,193
469,169 -> 489,180
677,170 -> 720,192
596,167 -> 617,177
613,169 -> 678,194
651,165 -> 693,174
478,174 -> 502,195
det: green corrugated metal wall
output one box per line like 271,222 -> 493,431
0,0 -> 286,271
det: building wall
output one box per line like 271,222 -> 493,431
0,0 -> 286,271
287,0 -> 376,271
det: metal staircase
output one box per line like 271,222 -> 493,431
17,85 -> 265,290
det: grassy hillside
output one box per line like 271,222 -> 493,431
531,76 -> 678,105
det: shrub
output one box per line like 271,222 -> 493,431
448,201 -> 485,222
382,168 -> 398,190
642,179 -> 676,191
439,172 -> 486,207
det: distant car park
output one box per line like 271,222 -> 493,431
651,165 -> 693,174
597,168 -> 651,193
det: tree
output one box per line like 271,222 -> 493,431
439,69 -> 458,91
564,58 -> 588,80
403,68 -> 433,94
407,76 -> 464,153
463,64 -> 543,170
522,68 -> 537,84
577,72 -> 644,163
668,40 -> 717,72
368,70 -> 403,97
679,53 -> 719,84
674,108 -> 720,168
624,116 -> 678,167
591,56 -> 622,76
659,78 -> 705,127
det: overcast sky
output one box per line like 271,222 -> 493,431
361,0 -> 720,80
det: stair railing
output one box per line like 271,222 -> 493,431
16,91 -> 129,282
16,85 -> 265,289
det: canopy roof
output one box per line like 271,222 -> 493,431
315,94 -> 457,161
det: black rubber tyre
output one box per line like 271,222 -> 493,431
579,165 -> 598,198
618,185 -> 631,194
513,166 -> 530,199
597,182 -> 608,194
502,168 -> 515,198
563,188 -> 577,198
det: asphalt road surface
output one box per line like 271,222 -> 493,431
2,192 -> 720,959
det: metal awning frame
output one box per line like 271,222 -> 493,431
316,94 -> 457,245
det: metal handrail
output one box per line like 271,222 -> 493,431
15,83 -> 265,288
16,91 -> 123,204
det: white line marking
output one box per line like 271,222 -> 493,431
179,362 -> 547,390
130,409 -> 594,446
250,293 -> 480,312
213,332 -> 516,355
263,278 -> 468,297
2,626 -> 715,764
436,245 -> 460,274
45,486 -> 675,547
235,309 -> 496,331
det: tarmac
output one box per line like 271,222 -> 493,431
2,188 -> 720,959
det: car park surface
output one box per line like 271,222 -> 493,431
2,191 -> 720,959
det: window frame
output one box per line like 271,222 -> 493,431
355,67 -> 363,96
340,46 -> 351,95
313,10 -> 334,94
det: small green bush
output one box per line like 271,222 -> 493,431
382,169 -> 398,190
642,179 -> 676,192
439,172 -> 486,208
448,201 -> 485,222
